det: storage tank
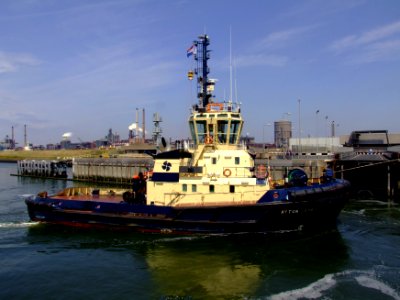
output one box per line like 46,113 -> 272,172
274,120 -> 292,148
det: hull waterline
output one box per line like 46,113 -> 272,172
25,181 -> 350,234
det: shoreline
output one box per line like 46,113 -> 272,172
0,149 -> 110,162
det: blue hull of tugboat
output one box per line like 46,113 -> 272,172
25,179 -> 350,234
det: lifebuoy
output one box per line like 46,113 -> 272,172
223,168 -> 232,177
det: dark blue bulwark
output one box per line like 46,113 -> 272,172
257,189 -> 289,203
151,172 -> 179,182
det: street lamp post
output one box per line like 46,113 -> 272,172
325,115 -> 329,137
262,123 -> 271,155
298,99 -> 301,156
316,109 -> 320,153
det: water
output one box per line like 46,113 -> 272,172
1,162 -> 399,300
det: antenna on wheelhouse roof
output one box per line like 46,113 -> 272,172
229,26 -> 233,105
234,61 -> 238,104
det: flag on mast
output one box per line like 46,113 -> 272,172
187,44 -> 197,57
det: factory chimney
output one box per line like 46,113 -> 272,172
135,108 -> 139,143
142,108 -> 145,143
24,124 -> 27,148
11,126 -> 15,149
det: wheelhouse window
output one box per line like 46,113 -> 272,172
192,184 -> 197,192
189,121 -> 196,144
229,120 -> 241,144
230,185 -> 235,193
182,184 -> 187,192
196,121 -> 207,144
217,120 -> 228,144
208,124 -> 214,142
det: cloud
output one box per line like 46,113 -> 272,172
235,54 -> 288,68
281,0 -> 365,19
329,20 -> 400,63
234,25 -> 316,68
0,51 -> 41,74
358,21 -> 400,44
256,26 -> 315,50
353,39 -> 400,64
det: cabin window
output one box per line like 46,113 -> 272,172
189,121 -> 196,144
217,120 -> 228,143
192,184 -> 197,192
229,120 -> 241,144
235,157 -> 240,165
208,124 -> 214,141
209,185 -> 215,193
212,157 -> 217,164
182,184 -> 187,192
196,121 -> 207,144
230,185 -> 235,193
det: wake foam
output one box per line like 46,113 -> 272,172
268,269 -> 400,300
355,275 -> 400,300
0,222 -> 39,229
17,194 -> 35,200
268,273 -> 337,300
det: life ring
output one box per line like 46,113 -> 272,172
205,135 -> 213,144
223,168 -> 232,177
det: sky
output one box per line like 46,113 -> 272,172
1,0 -> 400,146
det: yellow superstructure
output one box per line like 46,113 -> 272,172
147,103 -> 271,207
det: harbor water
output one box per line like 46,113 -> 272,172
0,162 -> 399,300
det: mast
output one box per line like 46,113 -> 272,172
194,35 -> 211,108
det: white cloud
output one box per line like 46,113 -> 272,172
235,54 -> 288,68
329,20 -> 400,63
235,26 -> 314,69
281,0 -> 365,19
257,26 -> 315,50
0,51 -> 40,74
329,35 -> 358,53
353,39 -> 400,64
358,20 -> 400,45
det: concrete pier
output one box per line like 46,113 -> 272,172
12,147 -> 399,201
333,150 -> 400,201
17,160 -> 68,178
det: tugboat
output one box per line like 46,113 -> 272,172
25,35 -> 350,234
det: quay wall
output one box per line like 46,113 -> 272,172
13,150 -> 398,201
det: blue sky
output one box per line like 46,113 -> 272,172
1,0 -> 400,146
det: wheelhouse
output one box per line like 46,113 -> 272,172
189,102 -> 243,145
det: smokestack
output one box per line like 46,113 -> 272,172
136,108 -> 139,142
11,126 -> 15,149
129,129 -> 133,143
142,108 -> 145,142
24,124 -> 27,148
